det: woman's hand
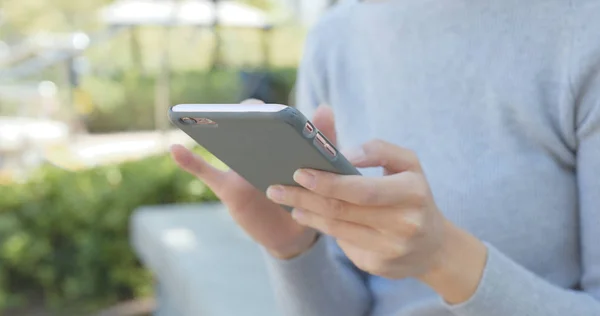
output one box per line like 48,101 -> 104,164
266,139 -> 488,304
171,100 -> 339,260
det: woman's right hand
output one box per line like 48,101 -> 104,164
171,101 -> 337,259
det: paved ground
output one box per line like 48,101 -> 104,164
131,203 -> 280,316
66,130 -> 195,167
94,298 -> 156,316
6,298 -> 155,316
1,129 -> 197,174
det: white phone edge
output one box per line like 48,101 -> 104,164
171,103 -> 287,113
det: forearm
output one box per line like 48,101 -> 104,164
263,235 -> 371,316
449,244 -> 600,315
420,222 -> 600,316
419,220 -> 487,305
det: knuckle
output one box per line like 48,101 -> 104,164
410,188 -> 428,206
326,199 -> 346,219
322,219 -> 341,236
383,239 -> 411,261
404,221 -> 422,238
406,149 -> 419,162
354,257 -> 372,273
363,257 -> 387,276
401,148 -> 420,165
406,176 -> 429,205
368,139 -> 387,163
370,139 -> 387,149
414,174 -> 429,190
379,245 -> 402,260
289,188 -> 304,205
399,211 -> 424,237
318,173 -> 337,195
357,185 -> 379,205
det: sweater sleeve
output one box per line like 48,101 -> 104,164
447,3 -> 600,315
264,236 -> 372,316
262,30 -> 372,316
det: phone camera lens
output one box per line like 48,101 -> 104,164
196,118 -> 215,124
180,117 -> 196,125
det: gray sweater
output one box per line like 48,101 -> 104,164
264,0 -> 600,315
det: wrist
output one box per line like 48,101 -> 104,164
419,220 -> 488,305
267,229 -> 319,260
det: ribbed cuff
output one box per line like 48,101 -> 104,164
445,242 -> 541,316
262,234 -> 330,274
262,236 -> 342,315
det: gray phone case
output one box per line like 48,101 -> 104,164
168,104 -> 360,211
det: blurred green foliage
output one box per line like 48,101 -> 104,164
0,0 -> 304,312
239,0 -> 275,10
0,0 -> 307,125
0,149 -> 219,312
82,68 -> 297,132
0,0 -> 277,39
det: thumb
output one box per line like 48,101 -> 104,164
343,140 -> 423,174
311,105 -> 337,145
241,98 -> 265,104
170,144 -> 227,192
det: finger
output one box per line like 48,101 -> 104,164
266,185 -> 381,226
267,184 -> 427,236
170,144 -> 227,191
292,168 -> 425,206
291,209 -> 404,255
343,139 -> 422,173
241,99 -> 265,104
311,105 -> 337,145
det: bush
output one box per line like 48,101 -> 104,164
0,149 -> 220,312
82,68 -> 297,133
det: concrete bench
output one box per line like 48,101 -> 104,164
130,203 -> 280,316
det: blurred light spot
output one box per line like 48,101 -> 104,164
32,123 -> 67,141
162,228 -> 197,251
38,81 -> 57,98
0,125 -> 22,143
72,32 -> 90,50
0,118 -> 68,151
77,140 -> 156,159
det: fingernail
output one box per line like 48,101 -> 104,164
170,144 -> 184,152
241,98 -> 264,104
291,209 -> 305,221
293,170 -> 316,189
266,186 -> 285,202
343,147 -> 366,164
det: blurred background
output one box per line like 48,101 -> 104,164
0,0 -> 337,315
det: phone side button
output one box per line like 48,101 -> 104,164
324,143 -> 337,157
314,133 -> 337,159
303,121 -> 316,137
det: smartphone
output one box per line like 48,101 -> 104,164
169,104 -> 360,210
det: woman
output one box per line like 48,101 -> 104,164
171,0 -> 600,315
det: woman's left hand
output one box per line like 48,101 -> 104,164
266,139 -> 488,304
